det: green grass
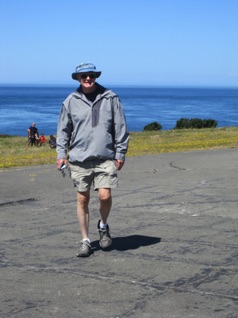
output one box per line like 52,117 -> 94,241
0,127 -> 237,169
127,127 -> 238,156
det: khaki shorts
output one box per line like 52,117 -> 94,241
69,159 -> 118,192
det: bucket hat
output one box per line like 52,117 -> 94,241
72,63 -> 101,80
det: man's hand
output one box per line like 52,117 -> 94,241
115,159 -> 124,171
57,158 -> 68,170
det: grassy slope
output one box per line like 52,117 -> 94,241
0,127 -> 237,169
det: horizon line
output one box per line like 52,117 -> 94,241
0,83 -> 238,89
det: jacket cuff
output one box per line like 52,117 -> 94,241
57,152 -> 67,160
115,153 -> 125,161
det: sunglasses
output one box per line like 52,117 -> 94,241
80,73 -> 97,79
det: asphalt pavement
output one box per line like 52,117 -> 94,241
0,148 -> 238,318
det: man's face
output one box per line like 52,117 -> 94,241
77,73 -> 97,92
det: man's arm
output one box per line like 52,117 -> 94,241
56,102 -> 72,170
113,97 -> 129,163
115,159 -> 124,171
57,158 -> 68,170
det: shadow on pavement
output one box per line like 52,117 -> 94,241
91,234 -> 161,252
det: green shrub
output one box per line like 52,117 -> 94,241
190,118 -> 203,129
174,118 -> 218,129
175,118 -> 191,129
143,121 -> 162,131
202,119 -> 218,128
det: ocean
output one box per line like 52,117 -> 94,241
0,85 -> 237,136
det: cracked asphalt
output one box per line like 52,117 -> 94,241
0,148 -> 238,318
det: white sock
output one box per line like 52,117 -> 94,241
83,238 -> 90,243
100,221 -> 107,229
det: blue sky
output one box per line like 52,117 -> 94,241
1,0 -> 238,86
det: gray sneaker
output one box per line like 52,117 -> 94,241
98,220 -> 112,249
76,240 -> 92,257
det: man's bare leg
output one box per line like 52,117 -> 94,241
98,188 -> 112,249
98,188 -> 112,224
77,190 -> 90,240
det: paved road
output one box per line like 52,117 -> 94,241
1,148 -> 238,318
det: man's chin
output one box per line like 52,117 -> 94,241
84,83 -> 94,87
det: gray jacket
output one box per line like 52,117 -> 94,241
57,84 -> 129,163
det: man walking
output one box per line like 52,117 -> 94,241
27,122 -> 38,147
56,62 -> 129,257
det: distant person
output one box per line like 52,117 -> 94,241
56,62 -> 129,257
38,133 -> 46,146
49,135 -> 56,148
27,122 -> 38,147
35,128 -> 39,146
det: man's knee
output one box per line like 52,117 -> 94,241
98,189 -> 111,202
77,191 -> 90,206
